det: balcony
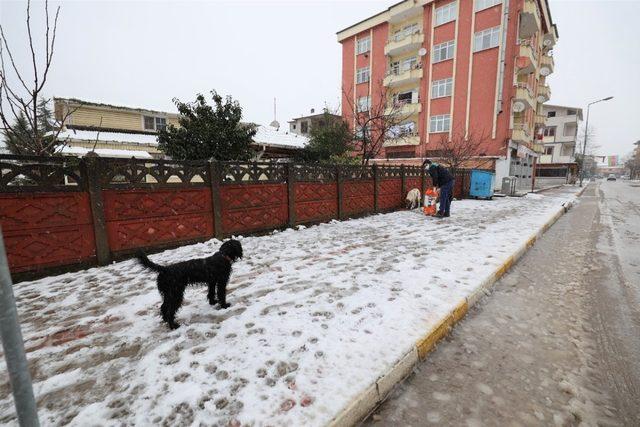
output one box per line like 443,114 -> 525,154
385,32 -> 425,56
520,0 -> 541,38
386,101 -> 422,117
383,66 -> 423,87
542,31 -> 557,50
388,0 -> 422,24
532,143 -> 546,155
535,114 -> 546,125
516,43 -> 537,75
512,122 -> 533,144
384,134 -> 420,147
513,83 -> 535,111
539,54 -> 554,77
537,84 -> 550,103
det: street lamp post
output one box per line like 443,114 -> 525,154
579,96 -> 613,187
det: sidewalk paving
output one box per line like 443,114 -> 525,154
0,186 -> 582,426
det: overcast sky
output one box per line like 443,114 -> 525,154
1,0 -> 638,157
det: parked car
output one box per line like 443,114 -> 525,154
607,174 -> 617,181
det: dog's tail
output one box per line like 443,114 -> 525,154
137,253 -> 166,273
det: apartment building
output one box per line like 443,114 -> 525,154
54,97 -> 307,159
539,104 -> 582,163
337,0 -> 557,190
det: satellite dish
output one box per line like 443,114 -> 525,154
537,95 -> 546,103
512,101 -> 525,113
540,67 -> 551,77
418,48 -> 427,57
543,39 -> 552,47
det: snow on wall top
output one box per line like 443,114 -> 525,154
59,146 -> 153,159
57,129 -> 159,146
253,125 -> 308,149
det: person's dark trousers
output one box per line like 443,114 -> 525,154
439,180 -> 455,216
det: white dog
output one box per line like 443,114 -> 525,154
405,188 -> 421,209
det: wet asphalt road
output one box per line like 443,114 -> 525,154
364,181 -> 640,426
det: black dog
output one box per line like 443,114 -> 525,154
138,239 -> 243,329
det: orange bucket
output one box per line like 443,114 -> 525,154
423,188 -> 438,216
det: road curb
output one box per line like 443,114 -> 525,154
328,187 -> 587,427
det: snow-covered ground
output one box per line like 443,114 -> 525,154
0,186 -> 581,426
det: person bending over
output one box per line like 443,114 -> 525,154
423,159 -> 455,218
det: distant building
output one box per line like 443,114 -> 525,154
288,109 -> 341,136
54,97 -> 306,160
539,104 -> 582,164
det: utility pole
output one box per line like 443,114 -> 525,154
579,96 -> 613,187
0,228 -> 39,426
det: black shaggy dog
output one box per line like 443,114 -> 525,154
138,239 -> 243,329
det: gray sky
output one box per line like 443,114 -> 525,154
1,0 -> 638,158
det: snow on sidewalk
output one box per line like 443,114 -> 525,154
0,186 -> 581,426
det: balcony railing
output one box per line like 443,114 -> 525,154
537,84 -> 551,103
385,32 -> 425,56
514,83 -> 535,110
386,99 -> 422,116
539,54 -> 554,77
516,42 -> 537,75
383,64 -> 423,87
520,0 -> 541,38
512,122 -> 533,144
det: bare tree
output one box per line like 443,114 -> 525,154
0,0 -> 73,156
575,125 -> 599,182
429,128 -> 492,176
342,79 -> 416,165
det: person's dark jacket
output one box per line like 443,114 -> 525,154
427,164 -> 454,188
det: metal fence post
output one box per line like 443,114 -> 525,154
81,157 -> 110,265
373,164 -> 379,213
0,227 -> 40,427
336,165 -> 344,220
400,164 -> 406,201
286,163 -> 296,227
209,161 -> 224,240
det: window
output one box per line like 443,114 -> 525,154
155,117 -> 166,131
355,124 -> 371,140
433,40 -> 455,63
388,121 -> 417,138
563,123 -> 577,137
435,2 -> 457,26
387,150 -> 415,159
561,144 -> 574,157
544,146 -> 553,155
392,23 -> 420,42
292,124 -> 297,130
401,56 -> 418,71
429,114 -> 451,133
475,0 -> 501,12
566,109 -> 576,115
144,116 -> 155,130
543,126 -> 556,137
547,111 -> 556,118
144,115 -> 166,131
474,26 -> 500,52
432,77 -> 453,98
301,121 -> 309,134
356,37 -> 370,55
356,66 -> 370,84
389,61 -> 400,75
357,96 -> 371,112
393,89 -> 418,105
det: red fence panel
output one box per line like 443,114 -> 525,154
294,182 -> 338,224
220,183 -> 288,234
342,180 -> 374,216
103,188 -> 213,252
378,179 -> 402,211
0,192 -> 95,272
406,177 -> 421,193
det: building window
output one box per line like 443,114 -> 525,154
547,111 -> 556,117
356,36 -> 371,55
566,109 -> 576,115
561,144 -> 574,157
429,114 -> 451,133
431,77 -> 453,98
563,123 -> 577,137
143,116 -> 155,130
356,66 -> 370,84
433,40 -> 455,63
155,117 -> 167,131
388,121 -> 417,138
392,89 -> 418,106
401,56 -> 418,71
292,124 -> 297,130
144,115 -> 166,131
475,0 -> 502,12
435,2 -> 457,26
387,150 -> 416,159
357,96 -> 371,112
473,26 -> 500,52
543,126 -> 556,137
544,146 -> 553,155
301,121 -> 309,134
